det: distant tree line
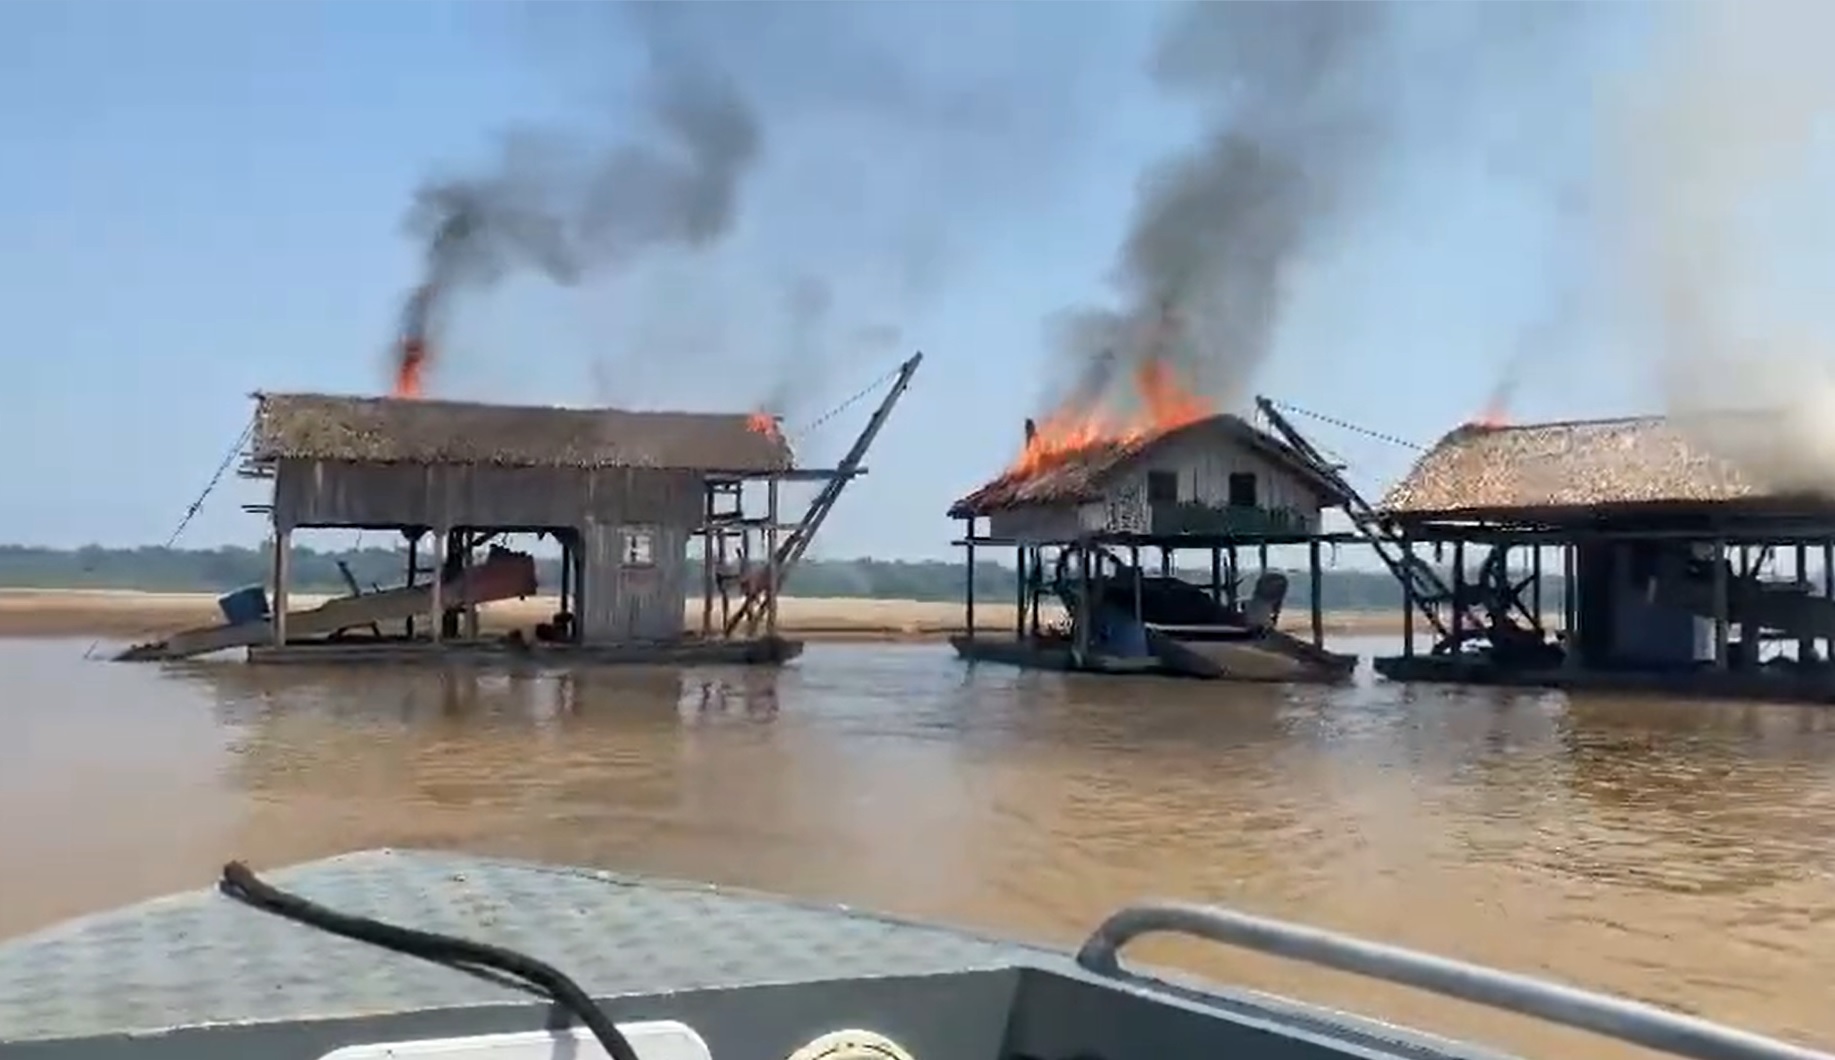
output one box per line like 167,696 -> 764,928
0,544 -> 1564,612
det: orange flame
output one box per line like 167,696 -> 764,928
1467,391 -> 1509,429
1007,357 -> 1211,478
746,411 -> 781,437
394,337 -> 426,399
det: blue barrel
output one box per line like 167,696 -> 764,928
217,585 -> 271,626
1093,606 -> 1151,658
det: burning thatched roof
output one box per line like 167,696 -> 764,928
250,392 -> 792,473
948,413 -> 1344,518
1378,415 -> 1765,518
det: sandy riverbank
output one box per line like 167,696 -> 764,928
0,588 -> 1405,642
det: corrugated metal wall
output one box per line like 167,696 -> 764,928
271,459 -> 707,643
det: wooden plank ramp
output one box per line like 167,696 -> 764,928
116,557 -> 537,662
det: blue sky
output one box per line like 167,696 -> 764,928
1,1 -> 1653,560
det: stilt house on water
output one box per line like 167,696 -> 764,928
120,356 -> 925,664
948,407 -> 1364,682
1372,414 -> 1835,702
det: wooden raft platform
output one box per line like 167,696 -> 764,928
243,635 -> 805,667
1374,654 -> 1835,705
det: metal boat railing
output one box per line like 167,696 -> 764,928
1074,902 -> 1830,1060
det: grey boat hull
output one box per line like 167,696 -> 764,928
0,850 -> 1822,1060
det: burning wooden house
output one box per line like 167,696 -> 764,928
948,404 -> 1362,682
121,357 -> 924,664
1373,414 -> 1835,702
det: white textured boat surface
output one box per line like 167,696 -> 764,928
0,849 -> 1035,1043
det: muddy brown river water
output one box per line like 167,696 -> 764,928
2,636 -> 1832,1058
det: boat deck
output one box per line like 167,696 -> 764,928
0,850 -> 1022,1044
1,851 -> 1818,1060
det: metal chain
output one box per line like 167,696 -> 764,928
789,361 -> 905,439
85,414 -> 255,660
164,415 -> 257,547
1267,399 -> 1426,452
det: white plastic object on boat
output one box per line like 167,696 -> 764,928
318,1021 -> 713,1060
783,1029 -> 918,1060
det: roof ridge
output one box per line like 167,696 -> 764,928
249,392 -> 790,471
1478,413 -> 1664,432
255,392 -> 755,419
947,410 -> 1344,518
1476,407 -> 1799,434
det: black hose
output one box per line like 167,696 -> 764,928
218,861 -> 641,1060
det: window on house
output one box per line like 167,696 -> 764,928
620,527 -> 656,568
1146,470 -> 1179,504
1227,472 -> 1259,508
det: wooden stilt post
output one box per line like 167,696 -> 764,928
1209,546 -> 1222,604
1093,543 -> 1108,653
1308,537 -> 1323,648
701,483 -> 715,637
573,530 -> 587,644
1563,544 -> 1577,644
1073,543 -> 1091,662
428,528 -> 446,644
1029,547 -> 1042,638
1133,549 -> 1144,623
1712,540 -> 1729,670
1824,539 -> 1833,665
1797,542 -> 1812,662
404,531 -> 418,639
460,530 -> 479,640
1401,534 -> 1416,658
1531,546 -> 1543,629
1014,545 -> 1026,638
719,528 -> 732,636
738,517 -> 752,636
963,520 -> 977,640
765,476 -> 781,638
559,533 -> 572,618
1450,539 -> 1466,652
271,526 -> 290,648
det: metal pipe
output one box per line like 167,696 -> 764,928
1074,902 -> 1830,1060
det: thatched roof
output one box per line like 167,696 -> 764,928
949,413 -> 1345,518
1378,415 -> 1764,518
250,392 -> 792,473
